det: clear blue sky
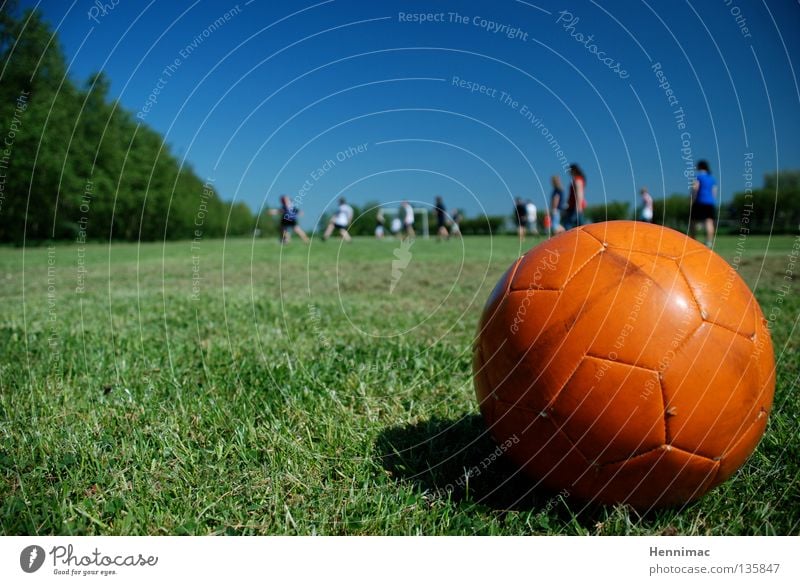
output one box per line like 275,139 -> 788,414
23,0 -> 800,227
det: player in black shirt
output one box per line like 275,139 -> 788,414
434,196 -> 449,241
514,197 -> 528,241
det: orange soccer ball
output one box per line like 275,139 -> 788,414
474,221 -> 775,509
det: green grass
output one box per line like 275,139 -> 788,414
0,231 -> 798,535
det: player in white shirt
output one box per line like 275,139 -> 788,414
323,197 -> 354,242
640,187 -> 654,222
400,200 -> 415,240
449,208 -> 462,237
390,216 -> 402,237
525,199 -> 538,235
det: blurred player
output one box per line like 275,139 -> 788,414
564,164 -> 586,230
400,200 -> 415,239
434,196 -> 449,241
550,175 -> 566,234
390,215 -> 403,238
450,208 -> 462,237
640,186 -> 654,222
525,199 -> 538,235
323,197 -> 354,242
514,197 -> 527,241
689,160 -> 717,247
375,208 -> 385,239
270,195 -> 309,244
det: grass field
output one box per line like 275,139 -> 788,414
1,230 -> 798,535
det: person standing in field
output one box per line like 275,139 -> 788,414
640,186 -> 654,222
270,195 -> 309,244
323,197 -> 354,242
390,215 -> 403,237
374,208 -> 385,239
450,208 -> 462,237
689,160 -> 717,247
514,197 -> 527,241
434,196 -> 449,241
525,199 -> 538,235
550,175 -> 566,234
400,200 -> 415,239
564,164 -> 586,230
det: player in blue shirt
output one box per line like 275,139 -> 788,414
270,195 -> 309,244
689,160 -> 717,247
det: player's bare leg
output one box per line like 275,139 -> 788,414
704,218 -> 715,247
294,225 -> 310,244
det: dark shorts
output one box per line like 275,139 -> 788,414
334,223 -> 348,230
691,202 -> 716,222
563,209 -> 583,230
281,219 -> 296,228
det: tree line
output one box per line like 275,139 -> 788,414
0,7 -> 258,244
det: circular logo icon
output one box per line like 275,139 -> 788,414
20,545 -> 46,573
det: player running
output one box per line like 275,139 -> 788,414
270,195 -> 309,244
323,197 -> 354,242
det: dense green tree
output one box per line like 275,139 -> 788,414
584,201 -> 631,223
458,215 -> 505,235
227,201 -> 256,236
764,169 -> 800,193
727,170 -> 800,234
651,193 -> 691,231
346,201 -> 378,236
0,8 -> 74,241
0,8 -> 256,243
